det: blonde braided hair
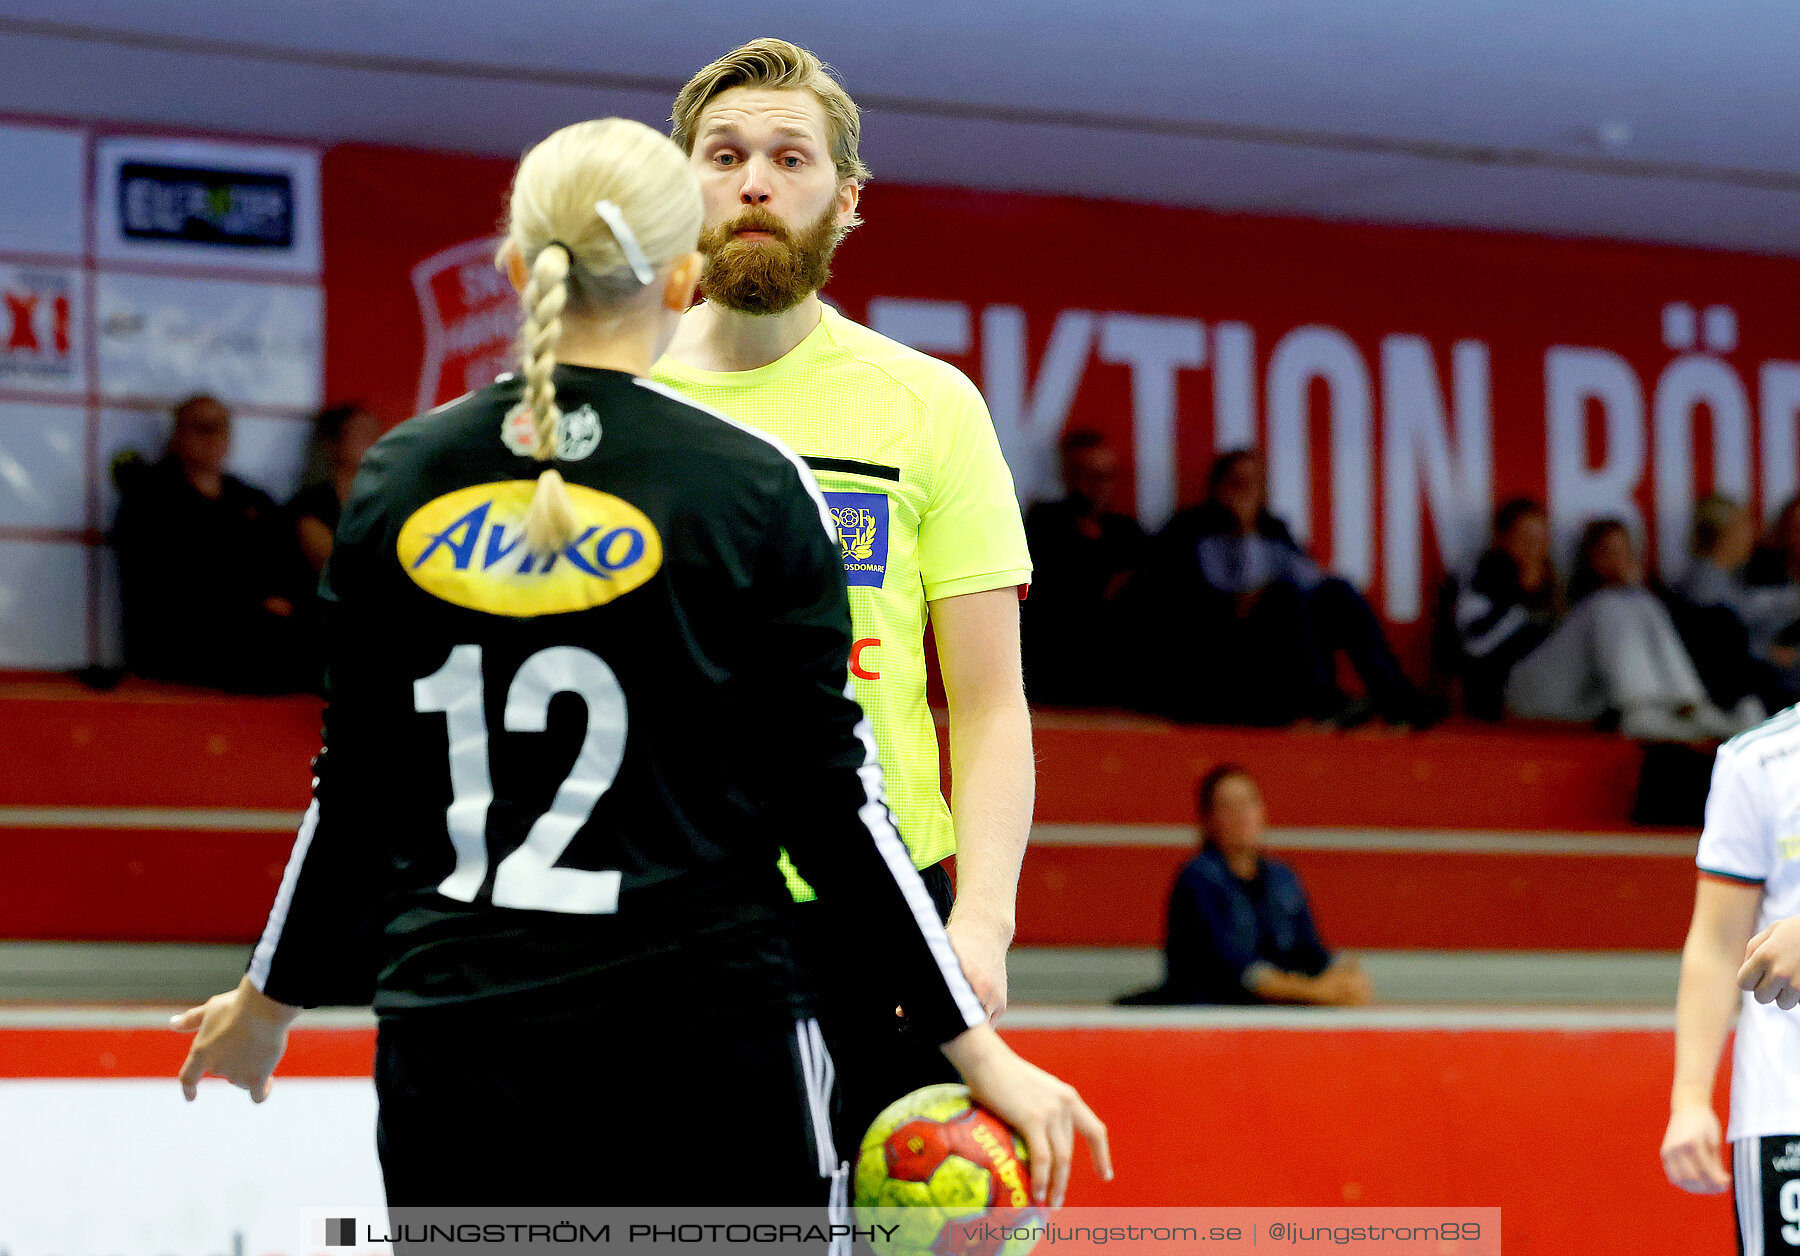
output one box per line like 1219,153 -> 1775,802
500,118 -> 704,557
516,242 -> 579,556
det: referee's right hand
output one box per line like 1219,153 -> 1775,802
942,1024 -> 1113,1209
1660,1104 -> 1731,1194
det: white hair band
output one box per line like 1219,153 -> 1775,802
594,199 -> 656,286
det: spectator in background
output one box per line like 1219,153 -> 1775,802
1119,764 -> 1372,1006
1747,494 -> 1800,591
1450,498 -> 1560,720
1505,518 -> 1761,740
1669,493 -> 1800,714
288,404 -> 383,580
112,394 -> 309,694
1022,430 -> 1144,706
1131,449 -> 1434,727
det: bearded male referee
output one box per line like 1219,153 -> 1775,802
654,38 -> 1033,1150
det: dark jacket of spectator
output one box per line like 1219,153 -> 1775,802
1023,498 -> 1144,706
1157,499 -> 1322,596
1124,484 -> 1323,725
1454,550 -> 1557,719
1747,494 -> 1800,592
1157,845 -> 1333,1005
112,396 -> 309,693
1022,430 -> 1145,706
1118,764 -> 1370,1007
1667,494 -> 1800,714
288,403 -> 383,589
1129,451 -> 1432,727
1441,499 -> 1556,719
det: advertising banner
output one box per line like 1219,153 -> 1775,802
324,149 -> 1800,625
96,272 -> 322,410
0,264 -> 85,393
94,136 -> 323,276
411,234 -> 517,416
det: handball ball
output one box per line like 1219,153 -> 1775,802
853,1083 -> 1043,1256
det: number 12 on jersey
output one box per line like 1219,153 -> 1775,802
413,644 -> 627,915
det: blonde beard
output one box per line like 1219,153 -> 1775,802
698,202 -> 843,315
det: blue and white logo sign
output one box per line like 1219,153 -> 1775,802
825,491 -> 888,588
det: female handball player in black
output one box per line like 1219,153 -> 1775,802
171,118 -> 1110,1210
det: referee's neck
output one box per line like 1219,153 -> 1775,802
668,296 -> 824,373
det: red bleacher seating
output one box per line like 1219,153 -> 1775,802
1016,712 -> 1697,950
0,677 -> 1696,949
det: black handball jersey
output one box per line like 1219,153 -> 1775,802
247,366 -> 984,1044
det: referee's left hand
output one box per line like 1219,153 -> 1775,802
945,914 -> 1009,1025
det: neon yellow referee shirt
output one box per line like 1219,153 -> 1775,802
655,304 -> 1032,900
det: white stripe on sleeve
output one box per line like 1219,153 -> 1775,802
246,796 -> 321,991
843,687 -> 987,1029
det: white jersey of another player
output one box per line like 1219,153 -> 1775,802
1701,711 -> 1800,1142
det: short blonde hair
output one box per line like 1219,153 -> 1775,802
670,38 -> 870,185
500,118 -> 702,555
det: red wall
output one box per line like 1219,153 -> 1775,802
11,1022 -> 1736,1256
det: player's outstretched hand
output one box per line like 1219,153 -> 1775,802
171,976 -> 301,1103
942,1024 -> 1112,1209
1739,916 -> 1800,1010
1660,1104 -> 1731,1194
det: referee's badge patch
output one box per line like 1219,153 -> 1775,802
825,491 -> 888,588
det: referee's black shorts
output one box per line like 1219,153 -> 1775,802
374,1007 -> 844,1209
789,859 -> 962,1157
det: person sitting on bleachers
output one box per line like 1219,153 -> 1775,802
1129,449 -> 1434,727
112,394 -> 310,694
288,403 -> 384,582
1504,518 -> 1760,740
1119,764 -> 1373,1007
1022,429 -> 1145,706
1450,497 -> 1560,720
1668,493 -> 1800,715
1747,494 -> 1800,594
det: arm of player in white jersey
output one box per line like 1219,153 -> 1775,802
1663,876 -> 1761,1193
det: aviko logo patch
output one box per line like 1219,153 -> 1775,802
398,480 -> 661,616
826,491 -> 888,588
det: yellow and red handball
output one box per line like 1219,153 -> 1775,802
855,1084 -> 1044,1256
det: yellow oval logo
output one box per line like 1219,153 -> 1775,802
397,480 -> 662,617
